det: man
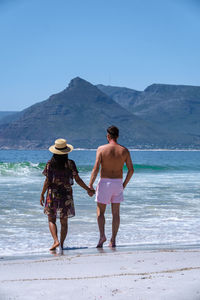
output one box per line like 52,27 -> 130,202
89,126 -> 134,248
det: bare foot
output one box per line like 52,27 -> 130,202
109,239 -> 116,248
50,241 -> 60,251
96,235 -> 107,248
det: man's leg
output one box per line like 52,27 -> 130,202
48,216 -> 60,250
110,203 -> 120,247
60,217 -> 68,249
96,202 -> 107,248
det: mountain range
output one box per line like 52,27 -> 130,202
97,83 -> 200,136
0,111 -> 18,122
0,77 -> 200,149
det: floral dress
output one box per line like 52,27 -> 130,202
42,159 -> 78,219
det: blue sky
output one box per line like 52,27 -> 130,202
0,0 -> 200,110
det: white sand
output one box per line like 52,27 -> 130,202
0,248 -> 200,300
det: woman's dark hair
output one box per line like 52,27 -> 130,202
49,154 -> 68,170
107,125 -> 119,139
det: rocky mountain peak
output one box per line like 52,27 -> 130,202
67,77 -> 93,90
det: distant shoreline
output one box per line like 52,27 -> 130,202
1,148 -> 200,151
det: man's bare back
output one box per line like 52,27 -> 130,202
90,139 -> 133,189
98,143 -> 129,179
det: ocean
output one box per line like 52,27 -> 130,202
0,149 -> 200,259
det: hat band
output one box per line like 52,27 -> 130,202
55,146 -> 68,150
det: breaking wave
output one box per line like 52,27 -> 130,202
0,162 -> 198,177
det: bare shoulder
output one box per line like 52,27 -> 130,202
97,144 -> 109,152
118,144 -> 130,155
96,145 -> 107,160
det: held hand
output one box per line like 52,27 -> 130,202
87,188 -> 95,197
89,184 -> 94,191
40,194 -> 44,206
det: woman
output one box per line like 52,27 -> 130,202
40,138 -> 94,250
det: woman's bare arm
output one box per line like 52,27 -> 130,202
74,174 -> 95,196
40,178 -> 49,206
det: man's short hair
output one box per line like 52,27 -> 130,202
107,126 -> 119,139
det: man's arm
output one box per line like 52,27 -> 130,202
123,150 -> 134,189
89,147 -> 101,190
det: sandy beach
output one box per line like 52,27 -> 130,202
0,248 -> 200,300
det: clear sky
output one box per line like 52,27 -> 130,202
0,0 -> 200,111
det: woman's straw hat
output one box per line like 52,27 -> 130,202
49,138 -> 74,155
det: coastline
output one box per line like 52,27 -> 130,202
1,242 -> 200,262
1,248 -> 200,300
1,148 -> 200,151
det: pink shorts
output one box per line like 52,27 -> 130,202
95,178 -> 124,204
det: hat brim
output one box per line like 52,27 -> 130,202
49,144 -> 74,155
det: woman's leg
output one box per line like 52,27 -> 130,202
48,216 -> 60,250
60,217 -> 68,249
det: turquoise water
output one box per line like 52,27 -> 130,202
0,150 -> 200,257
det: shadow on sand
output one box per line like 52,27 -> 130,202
62,246 -> 88,251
